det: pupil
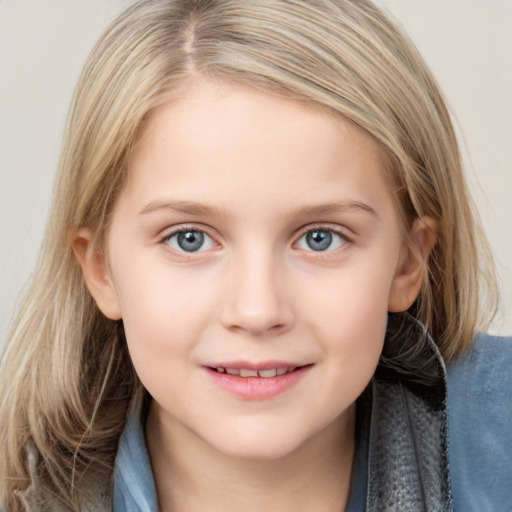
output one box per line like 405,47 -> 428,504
306,230 -> 332,251
177,231 -> 204,252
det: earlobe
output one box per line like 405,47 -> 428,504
388,217 -> 438,313
68,228 -> 122,320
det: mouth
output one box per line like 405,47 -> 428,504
204,363 -> 313,400
208,366 -> 304,378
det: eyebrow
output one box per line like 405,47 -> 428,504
138,199 -> 378,219
139,200 -> 228,217
294,201 -> 379,219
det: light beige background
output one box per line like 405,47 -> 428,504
1,1 -> 511,349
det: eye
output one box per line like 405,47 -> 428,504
296,229 -> 347,252
163,229 -> 216,253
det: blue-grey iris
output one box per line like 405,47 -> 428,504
177,231 -> 205,252
306,230 -> 332,251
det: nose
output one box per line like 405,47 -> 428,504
220,249 -> 294,337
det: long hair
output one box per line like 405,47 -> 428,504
0,0 -> 497,509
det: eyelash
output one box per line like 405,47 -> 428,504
158,224 -> 352,257
158,225 -> 218,256
294,225 -> 351,254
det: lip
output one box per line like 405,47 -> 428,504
203,362 -> 313,400
206,360 -> 305,371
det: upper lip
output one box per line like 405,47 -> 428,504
205,361 -> 309,371
204,361 -> 310,371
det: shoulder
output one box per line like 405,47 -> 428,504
446,332 -> 512,511
447,332 -> 512,400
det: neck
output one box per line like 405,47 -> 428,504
146,403 -> 356,512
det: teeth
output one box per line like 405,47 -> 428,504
216,366 -> 300,378
239,368 -> 259,377
258,368 -> 277,378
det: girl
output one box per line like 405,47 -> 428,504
1,1 -> 510,511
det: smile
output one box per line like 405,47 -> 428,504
204,364 -> 313,400
212,366 -> 298,378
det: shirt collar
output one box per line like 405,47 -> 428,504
112,396 -> 159,512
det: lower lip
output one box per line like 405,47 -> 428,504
204,365 -> 312,400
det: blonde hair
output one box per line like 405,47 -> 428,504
0,0 -> 497,509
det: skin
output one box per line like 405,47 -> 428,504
72,79 -> 436,512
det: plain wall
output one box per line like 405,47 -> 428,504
1,0 -> 511,350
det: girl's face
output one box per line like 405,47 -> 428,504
81,79 -> 427,460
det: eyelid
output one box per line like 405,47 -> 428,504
159,223 -> 215,240
293,224 -> 352,252
158,224 -> 220,254
294,223 -> 353,241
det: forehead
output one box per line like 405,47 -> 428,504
123,79 -> 396,220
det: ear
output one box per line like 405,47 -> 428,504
68,228 -> 122,320
388,217 -> 438,313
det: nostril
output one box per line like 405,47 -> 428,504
268,323 -> 288,334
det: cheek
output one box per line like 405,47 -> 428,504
301,258 -> 394,335
111,258 -> 220,379
299,261 -> 394,383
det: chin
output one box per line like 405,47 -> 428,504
215,436 -> 304,461
201,419 -> 318,462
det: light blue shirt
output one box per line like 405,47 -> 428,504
113,402 -> 159,511
113,333 -> 512,511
